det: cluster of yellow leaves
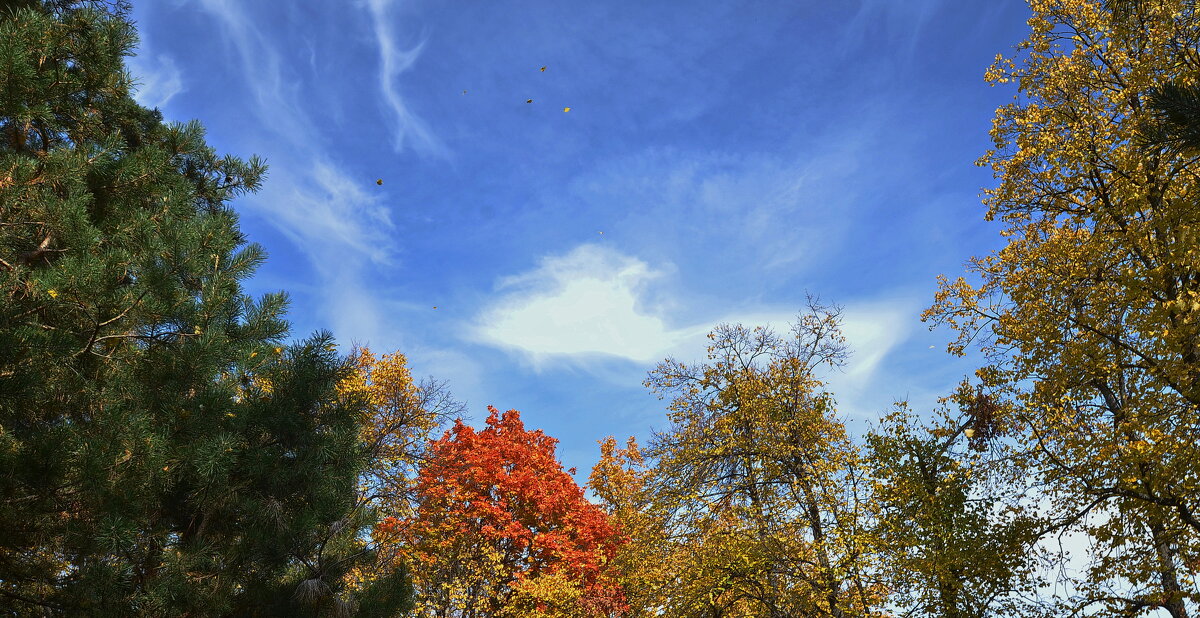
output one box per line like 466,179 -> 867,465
336,347 -> 455,599
502,572 -> 586,618
588,437 -> 672,616
404,540 -> 511,618
343,348 -> 442,495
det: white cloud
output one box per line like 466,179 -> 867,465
365,0 -> 446,157
127,52 -> 184,110
472,244 -> 914,387
474,244 -> 682,364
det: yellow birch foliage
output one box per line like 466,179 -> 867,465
589,436 -> 674,616
627,306 -> 886,617
343,347 -> 451,507
926,1 -> 1200,614
337,347 -> 458,597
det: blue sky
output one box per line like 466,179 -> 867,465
127,0 -> 1031,476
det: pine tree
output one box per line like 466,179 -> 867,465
0,2 -> 411,614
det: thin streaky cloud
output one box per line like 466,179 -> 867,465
258,160 -> 396,265
190,0 -> 405,346
365,0 -> 446,158
194,0 -> 394,261
193,0 -> 314,141
126,52 -> 184,110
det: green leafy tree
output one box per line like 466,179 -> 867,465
866,399 -> 1046,618
0,2 -> 410,614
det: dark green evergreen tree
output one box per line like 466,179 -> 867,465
0,2 -> 412,615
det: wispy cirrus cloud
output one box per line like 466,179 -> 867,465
260,160 -> 394,264
559,143 -> 867,279
192,0 -> 315,141
365,0 -> 446,158
190,0 -> 414,344
127,52 -> 184,110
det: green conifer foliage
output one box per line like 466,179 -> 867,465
0,2 -> 411,614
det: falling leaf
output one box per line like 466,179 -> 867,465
563,107 -> 571,112
526,99 -> 533,104
540,66 -> 547,72
433,306 -> 438,309
597,231 -> 604,235
462,90 -> 467,94
377,179 -> 383,186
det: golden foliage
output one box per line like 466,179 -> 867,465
595,306 -> 887,616
337,347 -> 459,598
926,0 -> 1200,613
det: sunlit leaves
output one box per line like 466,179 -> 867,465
602,305 -> 887,617
867,401 -> 1046,617
336,347 -> 458,604
385,407 -> 625,617
926,0 -> 1200,614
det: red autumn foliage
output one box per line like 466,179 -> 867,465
377,406 -> 625,615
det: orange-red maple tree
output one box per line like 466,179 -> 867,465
378,406 -> 625,617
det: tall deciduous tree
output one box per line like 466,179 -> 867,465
382,407 -> 624,618
926,0 -> 1200,614
634,306 -> 885,617
0,2 -> 408,614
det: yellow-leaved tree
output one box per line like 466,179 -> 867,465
926,0 -> 1200,615
866,397 -> 1048,618
598,303 -> 886,617
336,348 -> 461,611
588,436 -> 673,616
